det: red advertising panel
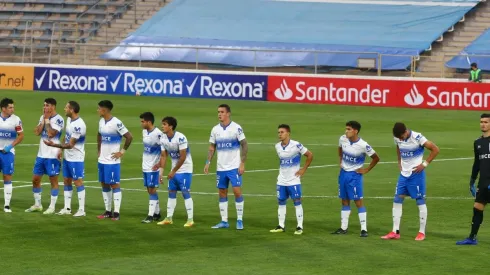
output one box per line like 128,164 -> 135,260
267,75 -> 490,110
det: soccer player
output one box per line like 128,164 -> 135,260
26,98 -> 64,214
96,100 -> 133,221
0,98 -> 24,212
381,122 -> 439,241
332,121 -> 379,237
139,112 -> 163,223
456,113 -> 490,245
204,104 -> 248,230
270,124 -> 313,235
43,101 -> 86,217
157,116 -> 194,227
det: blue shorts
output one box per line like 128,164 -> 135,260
62,159 -> 84,180
338,169 -> 363,201
216,169 -> 242,189
277,184 -> 302,200
168,173 -> 192,191
143,171 -> 160,188
0,152 -> 14,175
395,171 -> 426,199
33,157 -> 60,177
98,163 -> 120,185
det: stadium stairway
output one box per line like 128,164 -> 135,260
416,0 -> 490,78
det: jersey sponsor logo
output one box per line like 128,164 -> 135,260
74,126 -> 81,132
102,136 -> 113,141
179,137 -> 185,143
55,118 -> 63,126
479,154 -> 490,160
343,154 -> 358,163
0,132 -> 12,138
169,152 -> 180,159
400,151 -> 415,157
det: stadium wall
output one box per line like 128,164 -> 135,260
1,63 -> 489,111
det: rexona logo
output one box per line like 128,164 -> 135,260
404,84 -> 424,106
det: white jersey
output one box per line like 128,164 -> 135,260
339,135 -> 376,172
394,130 -> 427,177
98,117 -> 128,164
0,114 -> 23,154
142,127 -> 163,172
209,121 -> 245,171
64,117 -> 87,162
38,114 -> 64,159
275,140 -> 308,186
161,131 -> 193,174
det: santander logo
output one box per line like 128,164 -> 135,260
274,79 -> 293,100
404,84 -> 424,106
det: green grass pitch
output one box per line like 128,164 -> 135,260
0,90 -> 486,274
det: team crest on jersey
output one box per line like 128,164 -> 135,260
74,127 -> 81,132
296,143 -> 304,150
56,119 -> 63,126
415,134 -> 422,141
117,123 -> 123,129
238,128 -> 243,135
366,145 -> 372,152
179,137 -> 186,143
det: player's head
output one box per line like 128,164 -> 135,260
393,122 -> 409,140
64,101 -> 80,118
217,104 -> 231,123
480,113 -> 490,133
97,100 -> 113,117
277,124 -> 291,142
139,112 -> 155,130
345,121 -> 361,139
0,98 -> 14,115
471,62 -> 478,70
162,116 -> 177,134
44,98 -> 57,113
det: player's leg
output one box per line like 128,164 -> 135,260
353,174 -> 368,237
212,171 -> 230,229
70,161 -> 86,217
179,173 -> 194,227
97,163 -> 113,219
408,171 -> 427,241
333,171 -> 351,234
43,158 -> 61,214
58,159 -> 73,215
230,169 -> 244,230
457,199 -> 486,245
142,171 -> 159,223
159,176 -> 178,225
26,157 -> 45,212
270,185 -> 287,233
108,164 -> 122,220
381,174 -> 408,239
1,152 -> 14,212
290,185 -> 303,235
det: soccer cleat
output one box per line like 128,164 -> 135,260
73,210 -> 86,217
415,232 -> 425,241
43,208 -> 55,215
142,216 -> 153,224
111,212 -> 120,221
360,230 -> 369,237
97,211 -> 113,219
57,208 -> 72,215
4,206 -> 12,213
236,220 -> 244,230
153,213 -> 162,221
184,219 -> 194,227
157,217 -> 173,225
294,227 -> 303,235
270,226 -> 285,233
381,232 -> 401,240
331,228 -> 348,234
211,221 -> 230,229
456,238 -> 478,245
25,205 -> 43,213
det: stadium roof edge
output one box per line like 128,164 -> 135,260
273,0 -> 480,7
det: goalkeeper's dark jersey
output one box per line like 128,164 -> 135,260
471,136 -> 490,188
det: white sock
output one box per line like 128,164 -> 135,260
359,212 -> 367,231
418,204 -> 428,234
236,201 -> 244,221
149,200 -> 157,216
393,203 -> 403,232
49,195 -> 58,209
278,205 -> 286,228
78,190 -> 85,212
219,201 -> 228,222
167,198 -> 176,218
113,191 -> 122,213
34,192 -> 42,207
154,200 -> 160,215
64,190 -> 72,210
295,204 -> 304,228
102,190 -> 112,212
4,184 -> 12,206
341,210 -> 351,230
185,198 -> 194,220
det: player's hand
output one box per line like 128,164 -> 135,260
111,151 -> 124,160
204,163 -> 210,174
356,168 -> 369,175
167,171 -> 176,180
238,162 -> 245,175
57,152 -> 62,161
412,164 -> 425,173
470,184 -> 477,198
152,164 -> 160,171
295,168 -> 306,177
43,140 -> 55,147
43,107 -> 51,119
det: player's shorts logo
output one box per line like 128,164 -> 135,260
404,84 -> 424,106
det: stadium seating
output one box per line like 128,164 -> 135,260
445,28 -> 490,71
101,0 -> 483,71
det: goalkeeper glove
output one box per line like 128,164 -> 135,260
470,177 -> 476,197
2,144 -> 13,153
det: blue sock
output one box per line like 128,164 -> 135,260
4,180 -> 12,185
76,186 -> 85,192
150,193 -> 159,200
64,185 -> 73,191
51,188 -> 59,197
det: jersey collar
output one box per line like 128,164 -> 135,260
349,137 -> 361,145
220,121 -> 232,130
404,130 -> 412,142
0,113 -> 10,121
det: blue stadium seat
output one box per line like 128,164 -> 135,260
446,28 -> 490,71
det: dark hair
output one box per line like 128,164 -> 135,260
68,101 -> 80,114
392,122 -> 407,138
278,124 -> 291,132
98,100 -> 113,111
481,113 -> 490,119
162,116 -> 177,131
0,98 -> 14,109
140,112 -> 155,124
346,121 -> 361,133
218,104 -> 231,113
44,98 -> 57,106
471,63 -> 478,68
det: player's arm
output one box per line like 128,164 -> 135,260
357,144 -> 379,174
204,129 -> 216,174
338,146 -> 342,168
44,118 -> 61,139
3,124 -> 24,153
45,137 -> 77,150
34,119 -> 44,136
238,127 -> 247,175
396,145 -> 401,171
470,141 -> 480,197
97,132 -> 102,157
413,140 -> 440,173
111,132 -> 133,160
168,149 -> 187,179
296,150 -> 313,177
